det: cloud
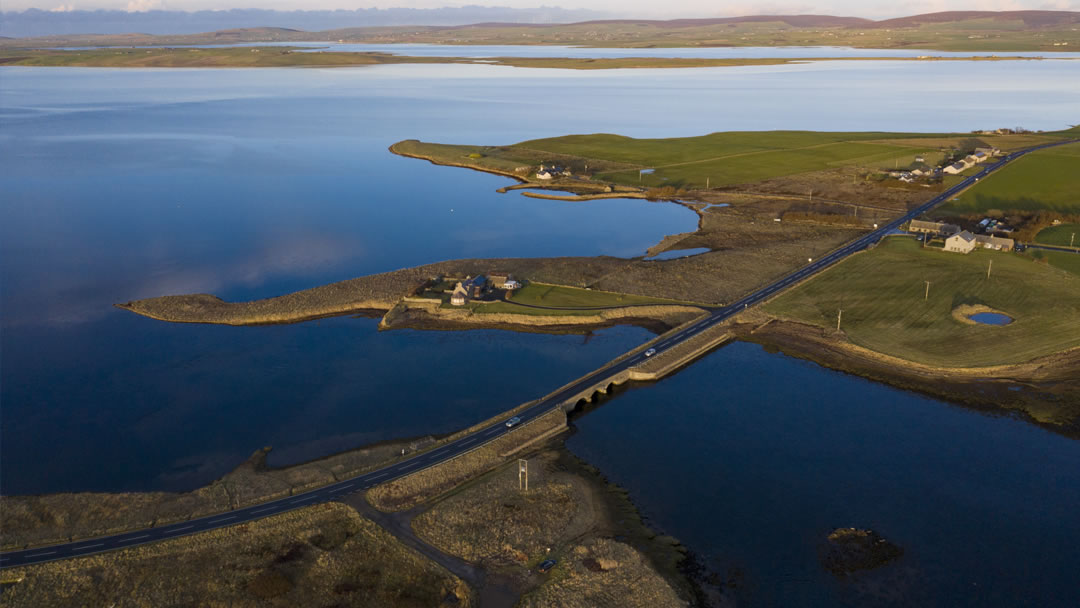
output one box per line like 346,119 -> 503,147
49,3 -> 76,11
126,0 -> 162,12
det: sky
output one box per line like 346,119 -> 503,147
12,0 -> 1080,18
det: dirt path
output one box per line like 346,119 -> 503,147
342,494 -> 522,608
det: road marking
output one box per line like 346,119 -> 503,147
26,550 -> 56,557
329,484 -> 354,494
369,472 -> 388,481
290,495 -> 317,505
166,525 -> 193,534
73,543 -> 105,551
400,461 -> 422,471
460,438 -> 477,446
208,516 -> 236,525
251,505 -> 278,514
118,535 -> 150,544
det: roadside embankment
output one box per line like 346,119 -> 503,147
0,437 -> 430,551
367,409 -> 569,512
0,502 -> 470,608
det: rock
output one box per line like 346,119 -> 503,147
821,527 -> 903,575
597,558 -> 620,571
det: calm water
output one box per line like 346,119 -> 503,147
567,342 -> 1080,607
969,312 -> 1014,325
2,58 -> 1079,605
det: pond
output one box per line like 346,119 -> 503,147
969,311 -> 1014,325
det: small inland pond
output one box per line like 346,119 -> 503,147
968,311 -> 1014,325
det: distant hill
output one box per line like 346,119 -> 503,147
865,10 -> 1080,29
468,15 -> 874,29
0,7 -> 610,38
3,9 -> 1079,53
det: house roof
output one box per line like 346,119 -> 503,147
950,230 -> 976,243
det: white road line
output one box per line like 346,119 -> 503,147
329,484 -> 354,494
166,525 -> 193,534
251,506 -> 278,514
460,438 -> 477,446
73,543 -> 105,551
290,496 -> 317,505
118,535 -> 150,544
400,461 -> 422,471
369,472 -> 388,481
26,551 -> 56,557
208,516 -> 235,525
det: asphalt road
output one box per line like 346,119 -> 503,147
2,139 -> 1074,570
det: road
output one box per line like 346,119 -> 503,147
2,138 -> 1074,570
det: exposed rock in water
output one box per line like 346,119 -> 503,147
821,528 -> 903,575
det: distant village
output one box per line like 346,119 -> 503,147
887,145 -> 1000,184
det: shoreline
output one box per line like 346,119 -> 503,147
735,316 -> 1080,435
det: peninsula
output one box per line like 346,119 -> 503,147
121,127 -> 1080,434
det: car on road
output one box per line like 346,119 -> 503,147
538,559 -> 557,573
644,348 -> 657,357
505,416 -> 521,428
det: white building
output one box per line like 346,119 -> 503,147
945,231 -> 977,254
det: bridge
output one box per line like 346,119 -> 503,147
2,138 -> 1074,571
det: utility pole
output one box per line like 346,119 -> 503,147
925,281 -> 931,301
518,459 -> 528,492
987,259 -> 993,279
706,177 -> 710,189
1071,232 -> 1076,249
836,309 -> 842,331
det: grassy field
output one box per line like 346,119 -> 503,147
1036,223 -> 1080,247
1033,249 -> 1080,276
764,237 -> 1080,367
515,130 -> 995,189
939,141 -> 1080,214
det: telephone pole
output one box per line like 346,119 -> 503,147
925,281 -> 931,301
987,259 -> 993,279
518,459 -> 528,492
1071,232 -> 1076,249
836,309 -> 843,331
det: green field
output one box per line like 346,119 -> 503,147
1035,223 -> 1080,247
1033,249 -> 1080,277
395,128 -> 1078,191
764,237 -> 1080,367
940,142 -> 1080,213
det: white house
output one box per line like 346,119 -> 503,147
945,231 -> 977,254
943,162 -> 968,175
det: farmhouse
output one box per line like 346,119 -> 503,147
909,219 -> 961,236
943,161 -> 968,175
449,275 -> 489,305
974,234 -> 1014,251
944,231 -> 977,254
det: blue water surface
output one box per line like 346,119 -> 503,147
2,58 -> 1080,606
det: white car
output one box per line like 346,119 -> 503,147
505,416 -> 521,428
644,348 -> 657,357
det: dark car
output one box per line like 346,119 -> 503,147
538,559 -> 557,573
